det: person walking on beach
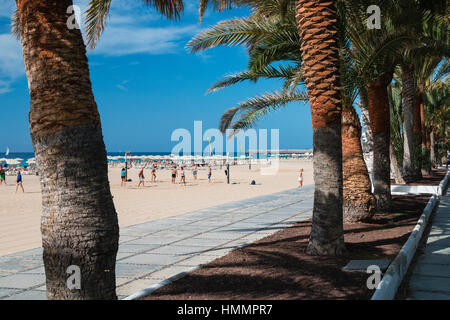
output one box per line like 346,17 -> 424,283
138,168 -> 145,188
207,166 -> 212,183
298,169 -> 304,188
0,167 -> 6,185
121,168 -> 126,187
15,171 -> 24,193
151,167 -> 157,182
192,165 -> 198,180
171,167 -> 177,184
180,167 -> 186,185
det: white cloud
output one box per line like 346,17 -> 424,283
91,25 -> 199,56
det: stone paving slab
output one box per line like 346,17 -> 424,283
0,186 -> 314,300
412,263 -> 450,278
409,290 -> 450,300
407,191 -> 450,300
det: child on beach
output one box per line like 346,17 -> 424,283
298,169 -> 304,188
171,167 -> 177,184
16,171 -> 24,193
138,168 -> 145,188
0,167 -> 6,185
192,165 -> 198,180
121,168 -> 126,186
180,167 -> 186,186
207,166 -> 212,183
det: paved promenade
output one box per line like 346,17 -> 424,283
0,185 -> 314,300
407,192 -> 450,299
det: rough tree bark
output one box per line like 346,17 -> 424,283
296,0 -> 346,255
16,0 -> 119,299
401,64 -> 416,180
342,105 -> 376,222
390,141 -> 406,184
367,73 -> 393,212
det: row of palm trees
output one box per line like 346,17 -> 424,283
188,0 -> 449,234
12,0 -> 448,299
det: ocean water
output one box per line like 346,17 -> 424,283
0,150 -> 291,167
0,152 -> 172,166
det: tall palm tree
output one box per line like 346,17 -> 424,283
194,0 -> 347,254
13,0 -> 183,300
189,0 -> 379,223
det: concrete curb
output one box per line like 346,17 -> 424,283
371,169 -> 450,300
438,169 -> 450,196
122,266 -> 200,300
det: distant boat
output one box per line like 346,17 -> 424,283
5,147 -> 9,156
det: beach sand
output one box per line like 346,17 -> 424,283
0,159 -> 313,256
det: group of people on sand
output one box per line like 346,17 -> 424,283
0,167 -> 24,193
121,164 -> 212,187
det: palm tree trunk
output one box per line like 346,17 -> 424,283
430,130 -> 436,167
342,105 -> 376,222
358,86 -> 373,152
390,141 -> 405,184
16,0 -> 119,299
419,94 -> 430,174
413,93 -> 423,177
401,64 -> 416,180
296,0 -> 346,256
367,73 -> 393,212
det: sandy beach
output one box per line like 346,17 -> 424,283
0,159 -> 313,256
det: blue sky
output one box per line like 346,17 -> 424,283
0,0 -> 313,153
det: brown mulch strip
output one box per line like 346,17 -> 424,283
143,194 -> 430,300
392,169 -> 446,186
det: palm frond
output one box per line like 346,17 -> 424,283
219,90 -> 308,132
208,64 -> 297,94
85,0 -> 183,49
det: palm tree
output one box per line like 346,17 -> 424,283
13,0 -> 183,300
192,0 -> 354,253
189,0 -> 378,224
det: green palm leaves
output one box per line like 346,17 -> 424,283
85,0 -> 184,49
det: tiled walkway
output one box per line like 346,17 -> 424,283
0,185 -> 314,300
407,192 -> 450,299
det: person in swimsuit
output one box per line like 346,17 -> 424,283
151,167 -> 156,182
180,167 -> 186,185
171,167 -> 177,184
192,165 -> 198,180
138,168 -> 145,188
207,166 -> 212,183
0,167 -> 6,185
298,168 -> 304,188
16,171 -> 24,193
121,168 -> 126,187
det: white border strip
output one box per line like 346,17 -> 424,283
371,169 -> 450,300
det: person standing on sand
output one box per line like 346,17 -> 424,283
298,169 -> 304,188
180,167 -> 186,185
171,167 -> 177,184
121,168 -> 126,187
151,167 -> 156,182
16,171 -> 24,193
192,165 -> 198,180
138,168 -> 145,188
207,166 -> 212,183
0,167 -> 6,185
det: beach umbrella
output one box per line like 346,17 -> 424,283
6,159 -> 20,165
27,158 -> 36,164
